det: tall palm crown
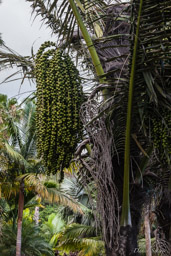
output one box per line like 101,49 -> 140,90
0,98 -> 84,256
0,99 -> 38,226
0,99 -> 39,177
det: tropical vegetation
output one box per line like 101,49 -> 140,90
0,0 -> 171,256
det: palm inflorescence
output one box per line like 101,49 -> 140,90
35,41 -> 83,176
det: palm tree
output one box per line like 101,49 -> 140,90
0,94 -> 22,141
28,1 -> 170,255
47,175 -> 104,255
0,98 -> 83,256
0,220 -> 54,256
41,212 -> 66,246
0,0 -> 170,255
56,223 -> 105,256
0,99 -> 39,256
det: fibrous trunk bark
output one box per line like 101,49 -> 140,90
105,225 -> 140,256
155,193 -> 171,255
16,181 -> 24,256
144,205 -> 152,256
105,247 -> 117,256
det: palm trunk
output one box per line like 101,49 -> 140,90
156,195 -> 171,241
105,226 -> 140,256
16,181 -> 24,256
144,205 -> 152,256
105,247 -> 117,256
33,206 -> 39,225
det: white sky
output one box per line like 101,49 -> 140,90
0,0 -> 126,100
0,0 -> 56,100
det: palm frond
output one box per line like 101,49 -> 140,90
60,176 -> 94,216
56,223 -> 104,255
101,0 -> 171,169
0,45 -> 34,82
134,0 -> 171,107
27,0 -> 62,34
19,100 -> 37,159
121,0 -> 143,227
46,187 -> 84,214
60,223 -> 96,239
115,0 -> 171,226
1,117 -> 22,147
0,95 -> 23,147
57,237 -> 105,256
42,213 -> 66,246
0,222 -> 54,256
18,173 -> 84,214
0,35 -> 4,46
130,0 -> 171,169
4,143 -> 30,170
0,181 -> 19,199
27,0 -> 107,44
79,238 -> 105,256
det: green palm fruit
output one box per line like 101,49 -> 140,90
151,109 -> 171,164
35,42 -> 83,177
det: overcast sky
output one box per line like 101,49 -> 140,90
0,0 -> 56,100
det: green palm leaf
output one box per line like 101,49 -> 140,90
56,223 -> 104,256
120,0 -> 171,226
0,45 -> 34,82
0,222 -> 54,256
4,143 -> 30,170
27,0 -> 106,41
60,223 -> 96,239
18,173 -> 84,214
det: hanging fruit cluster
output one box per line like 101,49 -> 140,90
35,41 -> 83,174
151,109 -> 171,164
